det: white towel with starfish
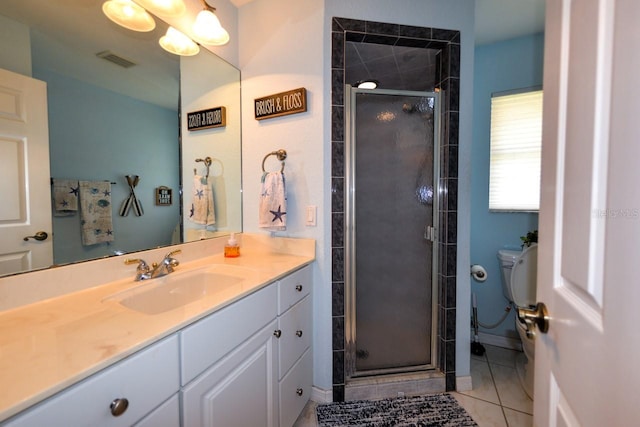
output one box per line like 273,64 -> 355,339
189,175 -> 215,225
52,179 -> 78,216
79,181 -> 114,246
259,172 -> 286,231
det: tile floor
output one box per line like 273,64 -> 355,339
293,344 -> 532,427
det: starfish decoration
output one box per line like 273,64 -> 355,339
195,189 -> 204,200
106,229 -> 113,236
69,186 -> 79,196
261,189 -> 270,198
269,205 -> 286,223
190,204 -> 195,218
61,200 -> 69,207
103,189 -> 111,197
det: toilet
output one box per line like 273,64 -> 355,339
497,244 -> 538,399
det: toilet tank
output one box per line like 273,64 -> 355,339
497,249 -> 521,302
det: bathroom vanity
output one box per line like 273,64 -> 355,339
0,234 -> 314,427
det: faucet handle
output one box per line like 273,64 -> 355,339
165,249 -> 182,258
124,258 -> 148,269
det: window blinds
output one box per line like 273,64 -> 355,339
489,89 -> 543,211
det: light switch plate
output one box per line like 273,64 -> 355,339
305,205 -> 317,226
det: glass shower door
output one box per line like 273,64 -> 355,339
346,88 -> 439,376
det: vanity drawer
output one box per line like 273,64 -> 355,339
180,283 -> 278,385
277,265 -> 311,315
279,348 -> 312,427
4,336 -> 180,427
277,295 -> 311,379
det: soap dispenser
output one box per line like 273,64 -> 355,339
224,233 -> 240,258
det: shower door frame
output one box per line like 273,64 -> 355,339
344,86 -> 441,379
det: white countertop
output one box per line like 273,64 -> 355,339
0,234 -> 315,422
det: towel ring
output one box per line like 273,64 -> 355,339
261,149 -> 287,173
195,157 -> 213,178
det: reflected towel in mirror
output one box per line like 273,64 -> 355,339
79,181 -> 114,246
52,179 -> 79,216
259,172 -> 287,232
189,175 -> 215,226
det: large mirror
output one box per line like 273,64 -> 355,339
0,0 -> 241,277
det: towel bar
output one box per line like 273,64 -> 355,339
262,149 -> 287,173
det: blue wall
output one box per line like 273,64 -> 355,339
471,33 -> 544,341
34,68 -> 180,265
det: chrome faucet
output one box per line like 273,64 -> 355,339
125,249 -> 181,281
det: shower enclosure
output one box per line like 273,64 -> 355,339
345,87 -> 440,379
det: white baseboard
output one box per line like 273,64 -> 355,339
456,375 -> 473,392
311,386 -> 333,403
475,331 -> 522,350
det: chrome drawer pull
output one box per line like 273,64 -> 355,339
296,330 -> 303,337
296,388 -> 303,396
110,398 -> 129,416
295,284 -> 303,292
273,329 -> 282,338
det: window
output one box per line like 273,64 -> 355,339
489,89 -> 543,211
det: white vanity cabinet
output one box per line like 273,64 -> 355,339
276,267 -> 313,427
3,335 -> 180,427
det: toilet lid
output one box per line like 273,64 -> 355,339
510,244 -> 537,307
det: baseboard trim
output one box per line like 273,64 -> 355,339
311,386 -> 333,403
456,375 -> 473,392
476,331 -> 522,350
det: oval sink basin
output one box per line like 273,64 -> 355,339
105,265 -> 255,315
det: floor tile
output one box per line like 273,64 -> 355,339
490,363 -> 533,414
452,392 -> 508,427
459,358 -> 501,404
504,408 -> 533,427
485,344 -> 520,368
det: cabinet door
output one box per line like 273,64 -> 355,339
182,321 -> 279,427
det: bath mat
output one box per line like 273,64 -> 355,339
316,393 -> 477,427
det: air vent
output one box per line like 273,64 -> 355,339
96,50 -> 137,68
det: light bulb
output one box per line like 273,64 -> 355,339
192,9 -> 230,46
102,0 -> 156,32
159,27 -> 200,56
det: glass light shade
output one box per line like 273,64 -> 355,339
102,0 -> 156,32
192,9 -> 230,46
357,80 -> 378,89
133,0 -> 186,17
159,27 -> 200,56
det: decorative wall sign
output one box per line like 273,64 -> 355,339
187,106 -> 226,131
155,186 -> 172,206
254,87 -> 307,120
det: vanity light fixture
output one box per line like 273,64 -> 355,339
356,80 -> 379,89
132,0 -> 186,17
192,0 -> 230,46
160,26 -> 200,56
102,0 -> 156,32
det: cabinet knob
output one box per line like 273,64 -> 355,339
296,330 -> 303,337
110,398 -> 129,417
273,329 -> 282,338
295,284 -> 303,292
296,388 -> 303,396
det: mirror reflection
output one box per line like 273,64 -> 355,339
0,0 -> 242,278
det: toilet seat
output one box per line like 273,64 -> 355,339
509,244 -> 537,308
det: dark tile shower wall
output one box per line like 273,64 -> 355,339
331,17 -> 460,401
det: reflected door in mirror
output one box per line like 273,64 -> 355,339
0,68 -> 52,275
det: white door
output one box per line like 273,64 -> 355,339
535,0 -> 640,425
0,68 -> 52,276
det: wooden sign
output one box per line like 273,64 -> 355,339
254,87 -> 307,120
155,186 -> 172,206
187,106 -> 226,131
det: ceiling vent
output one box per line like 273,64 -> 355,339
96,50 -> 137,68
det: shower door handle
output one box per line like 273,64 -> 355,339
424,225 -> 436,242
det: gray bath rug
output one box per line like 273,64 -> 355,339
316,394 -> 477,427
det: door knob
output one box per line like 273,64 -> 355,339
518,302 -> 550,337
23,231 -> 48,241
